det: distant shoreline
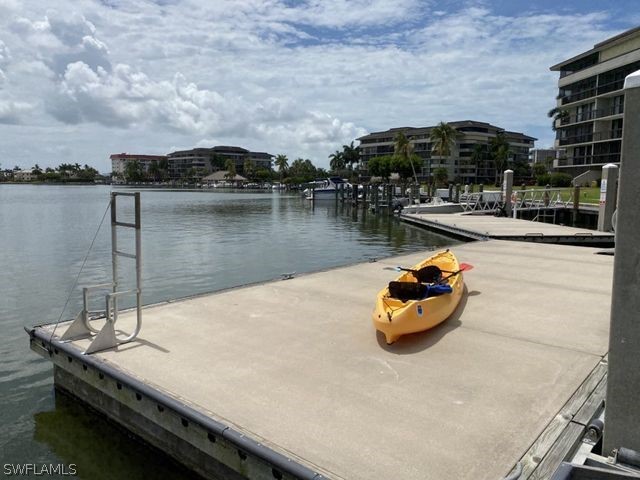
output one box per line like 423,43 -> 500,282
0,181 -> 103,186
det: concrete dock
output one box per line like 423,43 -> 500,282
401,212 -> 615,246
29,240 -> 613,480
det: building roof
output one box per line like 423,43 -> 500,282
167,148 -> 213,157
550,25 -> 640,71
203,171 -> 248,182
110,153 -> 167,160
448,120 -> 495,128
211,146 -> 249,154
357,121 -> 536,142
166,146 -> 273,158
504,131 -> 538,141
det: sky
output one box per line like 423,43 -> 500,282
0,0 -> 638,172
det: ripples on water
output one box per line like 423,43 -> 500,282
0,184 -> 458,477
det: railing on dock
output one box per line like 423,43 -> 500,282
461,188 -> 574,222
459,191 -> 503,213
61,192 -> 143,354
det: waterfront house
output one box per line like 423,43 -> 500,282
13,169 -> 36,182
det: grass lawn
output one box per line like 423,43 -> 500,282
478,184 -> 601,204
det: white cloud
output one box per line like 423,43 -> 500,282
0,0 -> 633,169
46,11 -> 96,46
46,59 -> 363,157
0,40 -> 9,84
274,0 -> 427,29
0,40 -> 10,65
0,100 -> 33,124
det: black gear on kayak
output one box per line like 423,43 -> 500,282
414,265 -> 442,283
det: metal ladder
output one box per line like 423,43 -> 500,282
62,192 -> 142,354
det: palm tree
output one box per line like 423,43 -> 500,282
224,159 -> 237,180
547,107 -> 570,131
470,144 -> 485,183
274,154 -> 288,182
328,150 -> 345,173
243,158 -> 255,180
342,142 -> 360,172
393,132 -> 418,184
489,132 -> 510,185
433,167 -> 449,187
429,122 -> 458,183
149,160 -> 160,181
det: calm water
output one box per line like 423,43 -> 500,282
0,184 -> 458,479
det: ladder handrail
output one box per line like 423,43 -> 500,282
61,192 -> 143,353
109,192 -> 143,345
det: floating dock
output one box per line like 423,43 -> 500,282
28,240 -> 613,479
401,212 -> 615,246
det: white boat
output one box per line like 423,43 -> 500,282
401,196 -> 463,214
303,177 -> 347,200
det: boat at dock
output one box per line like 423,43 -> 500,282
303,177 -> 347,200
400,196 -> 463,214
372,249 -> 465,344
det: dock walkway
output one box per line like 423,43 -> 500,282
401,212 -> 614,246
29,240 -> 612,480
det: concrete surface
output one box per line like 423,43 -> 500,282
47,240 -> 613,480
402,212 -> 614,243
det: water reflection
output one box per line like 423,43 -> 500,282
34,391 -> 201,480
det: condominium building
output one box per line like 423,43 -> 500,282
110,153 -> 167,178
358,120 -> 535,184
550,26 -> 640,180
166,148 -> 213,180
167,146 -> 273,180
529,148 -> 563,166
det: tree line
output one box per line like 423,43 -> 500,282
114,154 -> 330,184
2,163 -> 100,182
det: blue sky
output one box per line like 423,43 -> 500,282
0,0 -> 638,172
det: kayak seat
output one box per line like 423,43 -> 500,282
388,281 -> 454,303
414,265 -> 442,284
388,281 -> 428,302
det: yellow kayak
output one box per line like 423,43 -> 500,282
372,250 -> 466,344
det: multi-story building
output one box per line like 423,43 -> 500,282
550,26 -> 640,180
110,153 -> 167,179
529,148 -> 562,166
167,146 -> 273,180
166,148 -> 213,180
358,120 -> 536,184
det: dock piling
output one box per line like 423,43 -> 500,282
572,186 -> 580,227
597,164 -> 618,232
604,69 -> 640,455
503,170 -> 514,217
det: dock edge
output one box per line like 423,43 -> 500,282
26,326 -> 330,480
